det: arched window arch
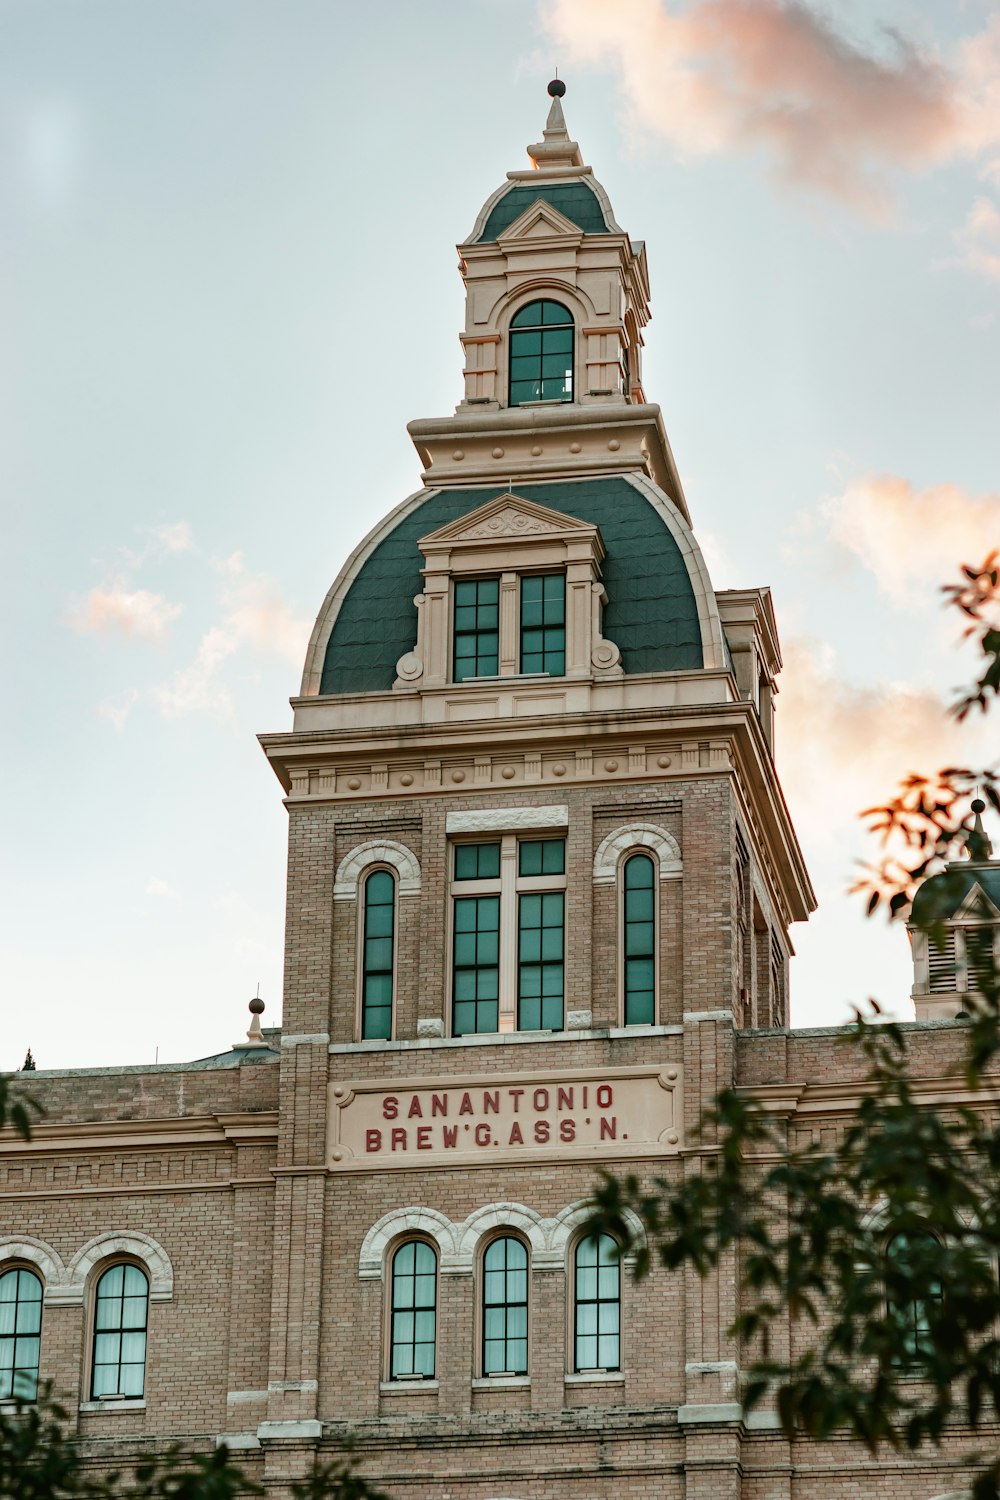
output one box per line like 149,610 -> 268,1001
884,1228 -> 942,1363
573,1232 -> 621,1373
92,1262 -> 149,1399
0,1265 -> 43,1400
509,300 -> 574,407
389,1239 -> 437,1380
622,853 -> 656,1025
361,868 -> 396,1040
482,1236 -> 529,1375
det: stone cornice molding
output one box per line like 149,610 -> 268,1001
0,1112 -> 278,1157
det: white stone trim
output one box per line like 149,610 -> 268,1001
549,1200 -> 646,1264
333,839 -> 421,900
446,806 -> 568,834
0,1237 -> 67,1298
65,1231 -> 174,1303
593,823 -> 681,884
358,1207 -> 457,1279
455,1202 -> 549,1265
359,1199 -> 643,1281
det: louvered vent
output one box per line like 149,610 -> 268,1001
927,928 -> 958,993
965,926 -> 996,994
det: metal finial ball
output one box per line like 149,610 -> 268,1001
547,78 -> 566,97
249,997 -> 265,1016
972,798 -> 986,814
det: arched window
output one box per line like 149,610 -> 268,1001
509,300 -> 574,407
482,1237 -> 528,1375
623,853 -> 656,1024
885,1229 -> 942,1362
389,1240 -> 437,1379
92,1263 -> 149,1398
361,869 -> 395,1040
0,1266 -> 42,1400
573,1233 -> 621,1372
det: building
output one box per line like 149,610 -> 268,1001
2,82 -> 996,1500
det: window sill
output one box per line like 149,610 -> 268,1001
379,1379 -> 438,1394
565,1370 -> 625,1384
330,1024 -> 683,1055
79,1399 -> 146,1413
472,1375 -> 530,1389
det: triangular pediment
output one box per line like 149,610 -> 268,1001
420,494 -> 598,549
496,198 -> 583,243
956,882 -> 1000,922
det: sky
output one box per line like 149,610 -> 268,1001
2,0 -> 999,1071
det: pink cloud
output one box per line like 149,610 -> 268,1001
822,473 -> 1000,607
542,0 -> 999,218
69,584 -> 182,640
954,194 -> 1000,280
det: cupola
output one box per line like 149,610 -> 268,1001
909,799 -> 1000,1020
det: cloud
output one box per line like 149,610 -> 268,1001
98,690 -> 139,733
69,584 -> 182,640
541,0 -> 1000,218
821,473 -> 1000,607
152,559 -> 310,719
153,520 -> 194,553
145,877 -> 178,899
954,193 -> 1000,280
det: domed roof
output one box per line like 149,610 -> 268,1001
473,180 -> 613,242
316,477 -> 706,697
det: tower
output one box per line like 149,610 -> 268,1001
257,83 -> 815,1493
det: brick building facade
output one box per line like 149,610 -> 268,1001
2,84 -> 994,1499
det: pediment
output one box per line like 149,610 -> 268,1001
956,882 -> 1000,922
419,494 -> 599,550
496,198 -> 583,243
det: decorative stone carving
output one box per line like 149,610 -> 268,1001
417,1018 -> 445,1039
63,1230 -> 174,1304
456,505 -> 565,540
394,651 -> 424,685
334,840 -> 422,900
593,823 -> 682,884
566,1010 -> 593,1030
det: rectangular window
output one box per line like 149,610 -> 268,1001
520,574 -> 565,675
451,835 -> 566,1036
453,577 -> 499,681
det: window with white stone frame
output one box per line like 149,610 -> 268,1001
393,494 -> 622,691
450,834 -> 566,1037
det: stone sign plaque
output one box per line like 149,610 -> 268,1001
327,1064 -> 681,1171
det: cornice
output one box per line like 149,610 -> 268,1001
0,1111 -> 279,1157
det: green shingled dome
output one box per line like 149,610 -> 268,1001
319,479 -> 702,695
477,183 -> 610,242
910,865 -> 1000,925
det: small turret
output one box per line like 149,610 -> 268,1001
909,799 -> 1000,1020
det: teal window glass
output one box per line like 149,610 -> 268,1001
518,890 -> 564,1030
509,300 -> 574,406
390,1240 -> 437,1379
454,842 -> 501,881
518,839 -> 565,877
361,870 -> 395,1040
453,577 -> 499,681
885,1230 -> 941,1363
483,1237 -> 528,1375
574,1234 -> 621,1372
623,854 -> 656,1025
92,1263 -> 148,1398
0,1267 -> 42,1401
520,573 -> 565,675
453,895 -> 500,1035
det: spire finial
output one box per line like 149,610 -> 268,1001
967,797 -> 994,862
238,989 -> 269,1048
528,77 -> 584,171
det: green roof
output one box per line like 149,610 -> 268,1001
911,864 -> 1000,924
320,479 -> 703,696
476,182 -> 611,242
